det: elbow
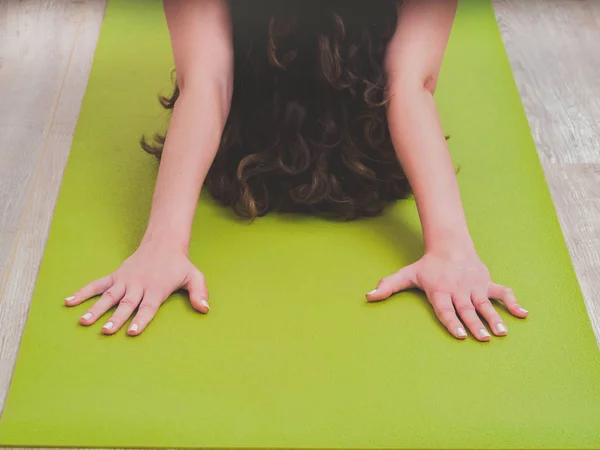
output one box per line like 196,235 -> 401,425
387,73 -> 438,104
178,71 -> 233,121
213,75 -> 234,119
423,74 -> 437,95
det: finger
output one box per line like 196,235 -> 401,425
471,292 -> 507,336
102,285 -> 144,335
366,265 -> 417,302
453,293 -> 491,342
488,283 -> 528,318
127,290 -> 166,336
65,275 -> 114,306
429,291 -> 467,340
185,270 -> 210,313
79,283 -> 126,326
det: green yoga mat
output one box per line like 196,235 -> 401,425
2,0 -> 600,448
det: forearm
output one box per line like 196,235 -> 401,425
387,87 -> 474,255
142,84 -> 230,252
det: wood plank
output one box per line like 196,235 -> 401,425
492,0 -> 600,164
0,0 -> 83,290
0,0 -> 107,418
544,163 -> 600,345
585,0 -> 600,27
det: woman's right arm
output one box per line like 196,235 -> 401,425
65,0 -> 234,336
143,0 -> 233,252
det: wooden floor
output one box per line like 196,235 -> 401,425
0,0 -> 599,448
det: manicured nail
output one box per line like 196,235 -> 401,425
496,323 -> 508,334
81,313 -> 92,321
457,327 -> 467,338
201,300 -> 210,310
65,296 -> 75,301
103,322 -> 114,331
518,307 -> 528,314
479,328 -> 491,339
367,289 -> 378,295
128,323 -> 138,333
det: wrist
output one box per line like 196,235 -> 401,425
141,224 -> 190,256
423,224 -> 475,257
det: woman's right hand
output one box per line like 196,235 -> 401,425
64,0 -> 232,337
64,242 -> 209,336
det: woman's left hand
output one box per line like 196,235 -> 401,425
366,248 -> 529,341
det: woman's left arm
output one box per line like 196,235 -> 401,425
366,0 -> 529,341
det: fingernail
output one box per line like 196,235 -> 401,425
479,328 -> 491,339
103,322 -> 114,331
457,327 -> 467,338
128,323 -> 138,333
65,296 -> 75,301
496,323 -> 508,334
367,289 -> 378,295
518,307 -> 528,314
81,313 -> 92,321
201,300 -> 210,310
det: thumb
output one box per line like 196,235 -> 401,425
185,269 -> 210,313
366,264 -> 417,302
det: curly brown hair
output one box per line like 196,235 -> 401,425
142,0 -> 414,220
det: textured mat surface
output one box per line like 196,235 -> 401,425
1,0 -> 600,448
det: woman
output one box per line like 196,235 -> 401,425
65,0 -> 529,340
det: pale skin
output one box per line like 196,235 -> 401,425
65,0 -> 529,341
